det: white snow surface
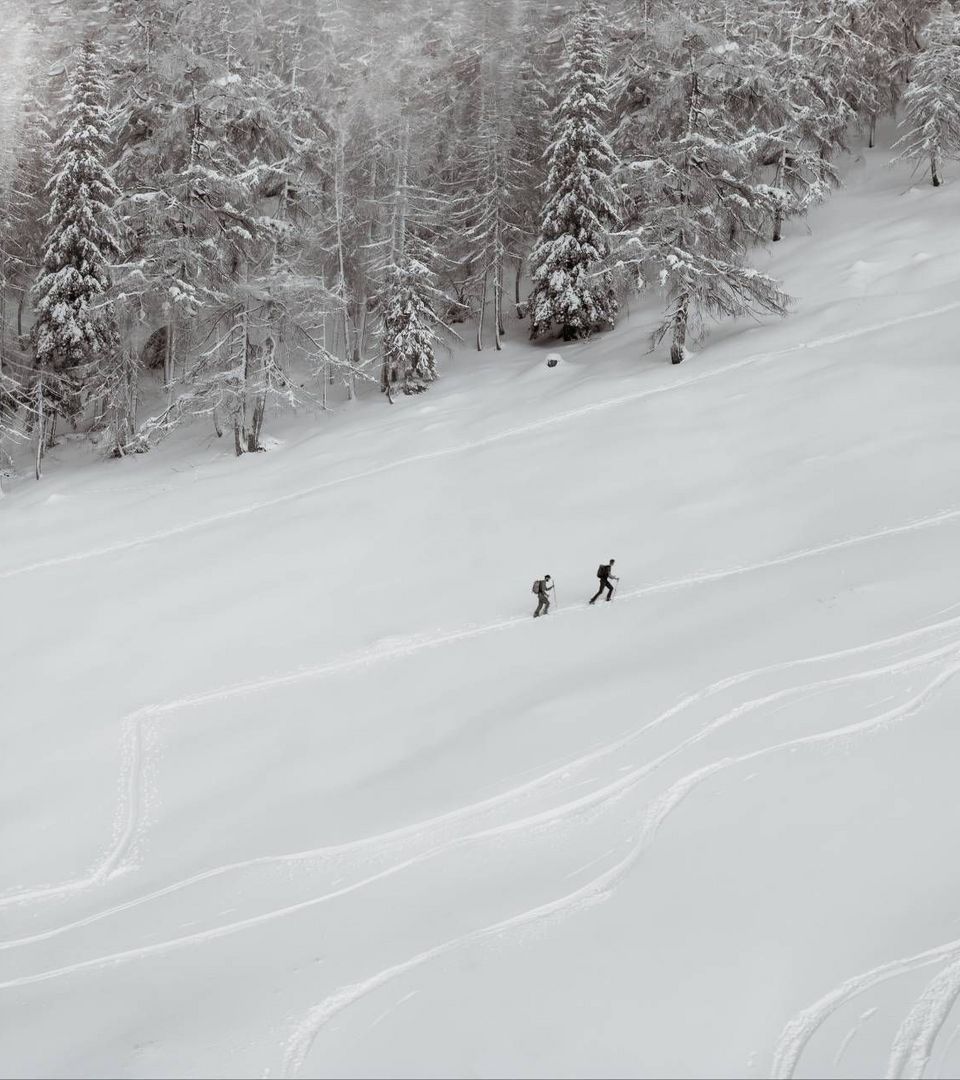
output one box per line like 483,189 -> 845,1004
4,147 -> 960,1079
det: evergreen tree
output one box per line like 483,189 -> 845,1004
528,0 -> 620,342
377,123 -> 447,397
620,11 -> 788,365
894,2 -> 960,187
380,258 -> 443,396
31,37 -> 120,469
763,10 -> 847,242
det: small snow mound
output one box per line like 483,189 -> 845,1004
545,352 -> 563,368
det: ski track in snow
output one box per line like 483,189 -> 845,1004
3,299 -> 960,584
5,303 -> 960,1069
276,660 -> 960,1078
0,624 -> 957,1080
2,627 -> 955,976
933,1012 -> 960,1079
772,936 -> 960,1080
833,1008 -> 878,1071
3,507 -> 960,920
2,572 -> 958,1077
2,495 -> 958,919
887,959 -> 960,1079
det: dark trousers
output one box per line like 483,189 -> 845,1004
590,578 -> 614,603
534,594 -> 551,616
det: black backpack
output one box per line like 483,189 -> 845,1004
597,564 -> 608,579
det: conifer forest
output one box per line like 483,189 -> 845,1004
0,0 -> 954,480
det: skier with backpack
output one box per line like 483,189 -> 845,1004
532,574 -> 555,617
589,559 -> 618,604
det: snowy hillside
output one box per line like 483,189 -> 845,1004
4,144 -> 960,1079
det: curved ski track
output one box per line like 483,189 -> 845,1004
2,625 -> 956,982
772,936 -> 960,1080
3,591 -> 959,1077
4,501 -> 960,916
5,300 -> 960,1073
277,660 -> 960,1077
3,299 -> 959,584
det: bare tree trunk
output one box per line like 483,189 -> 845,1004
476,269 -> 487,351
249,395 -> 265,451
773,147 -> 787,242
233,293 -> 249,456
163,316 -> 174,390
358,301 -> 369,363
333,132 -> 356,402
247,338 -> 271,452
34,376 -> 44,480
494,261 -> 504,350
931,153 -> 941,187
0,276 -> 6,364
514,256 -> 524,317
868,114 -> 877,149
17,288 -> 24,339
670,295 -> 689,365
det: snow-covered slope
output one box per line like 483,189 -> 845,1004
4,141 -> 960,1079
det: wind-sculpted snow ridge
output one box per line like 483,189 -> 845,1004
3,504 -> 960,917
3,299 -> 960,583
278,659 -> 960,1078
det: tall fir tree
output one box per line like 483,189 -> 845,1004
894,1 -> 960,187
379,258 -> 442,396
377,123 -> 446,396
528,0 -> 619,342
31,37 -> 120,471
619,10 -> 788,365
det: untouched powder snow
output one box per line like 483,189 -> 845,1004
4,144 -> 960,1079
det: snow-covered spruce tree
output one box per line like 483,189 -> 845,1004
528,0 -> 620,342
894,2 -> 960,187
716,2 -> 843,244
379,258 -> 442,397
767,25 -> 846,241
378,125 -> 446,397
31,37 -> 121,473
620,13 -> 788,365
113,0 -> 330,455
802,0 -> 895,150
